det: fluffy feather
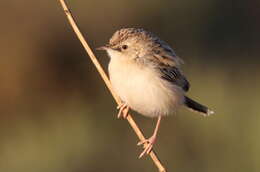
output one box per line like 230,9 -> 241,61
108,50 -> 184,117
101,28 -> 213,117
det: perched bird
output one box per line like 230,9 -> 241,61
97,28 -> 214,158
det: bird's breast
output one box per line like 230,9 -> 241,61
108,58 -> 184,117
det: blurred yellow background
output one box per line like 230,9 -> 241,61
1,0 -> 259,172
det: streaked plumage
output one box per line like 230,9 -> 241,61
101,28 -> 213,117
98,28 -> 213,157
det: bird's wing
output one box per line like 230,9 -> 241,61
150,38 -> 184,67
146,41 -> 189,92
159,65 -> 190,92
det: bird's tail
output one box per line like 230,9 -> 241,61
184,96 -> 214,116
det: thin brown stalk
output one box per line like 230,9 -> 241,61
58,1 -> 166,171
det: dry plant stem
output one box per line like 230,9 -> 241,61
58,0 -> 166,171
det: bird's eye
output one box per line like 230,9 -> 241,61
122,45 -> 128,50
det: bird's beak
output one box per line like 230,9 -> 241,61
96,45 -> 109,51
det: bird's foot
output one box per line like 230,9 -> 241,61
137,135 -> 156,158
117,102 -> 129,119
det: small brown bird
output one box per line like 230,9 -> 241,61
98,28 -> 214,158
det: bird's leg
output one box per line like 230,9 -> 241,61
117,102 -> 130,119
137,116 -> 162,158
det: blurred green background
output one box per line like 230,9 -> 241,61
1,0 -> 260,172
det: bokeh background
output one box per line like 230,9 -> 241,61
1,0 -> 260,172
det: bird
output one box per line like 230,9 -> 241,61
97,28 -> 214,158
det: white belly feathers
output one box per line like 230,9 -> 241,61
108,57 -> 184,118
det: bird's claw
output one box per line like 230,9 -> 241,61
117,102 -> 129,119
137,135 -> 156,158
